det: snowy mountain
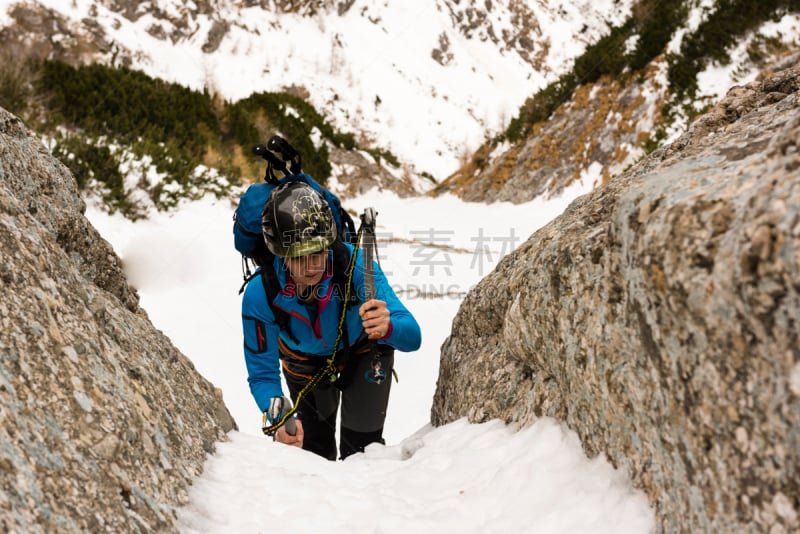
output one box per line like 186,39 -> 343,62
3,0 -> 799,210
0,0 -> 632,181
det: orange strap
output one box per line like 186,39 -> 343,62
278,337 -> 311,360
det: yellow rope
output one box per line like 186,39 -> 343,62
262,226 -> 364,436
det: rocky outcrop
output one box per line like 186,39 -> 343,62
0,0 -> 352,66
0,107 -> 236,532
1,113 -> 139,314
440,0 -> 629,74
328,144 -> 418,198
0,3 -> 114,63
432,56 -> 800,533
0,1 -> 218,65
433,59 -> 668,203
440,0 -> 544,68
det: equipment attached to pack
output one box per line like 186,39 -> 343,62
233,135 -> 355,272
253,135 -> 301,185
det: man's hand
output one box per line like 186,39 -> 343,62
275,418 -> 304,448
359,299 -> 391,340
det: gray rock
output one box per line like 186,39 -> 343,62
202,19 -> 230,53
329,144 -> 418,198
0,107 -> 236,533
0,109 -> 139,313
434,62 -> 667,204
432,57 -> 800,533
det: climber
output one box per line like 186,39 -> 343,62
241,181 -> 421,460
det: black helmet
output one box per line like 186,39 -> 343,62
261,181 -> 337,257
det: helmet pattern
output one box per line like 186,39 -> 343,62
262,182 -> 337,257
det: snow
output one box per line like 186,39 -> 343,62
85,182 -> 655,533
696,13 -> 800,103
177,420 -> 653,534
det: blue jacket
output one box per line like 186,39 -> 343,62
241,243 -> 421,412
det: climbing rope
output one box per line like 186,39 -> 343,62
262,223 -> 365,436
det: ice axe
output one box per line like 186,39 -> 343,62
263,396 -> 297,436
359,208 -> 387,384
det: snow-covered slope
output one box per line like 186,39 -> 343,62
0,0 -> 633,180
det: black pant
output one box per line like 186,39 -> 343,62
283,345 -> 394,460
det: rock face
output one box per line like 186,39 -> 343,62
433,60 -> 668,204
0,107 -> 236,532
328,144 -> 418,198
432,57 -> 800,533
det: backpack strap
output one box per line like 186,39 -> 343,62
323,193 -> 357,243
259,261 -> 301,346
330,240 -> 360,310
340,209 -> 357,243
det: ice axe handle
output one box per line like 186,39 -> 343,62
252,144 -> 270,160
360,208 -> 377,301
284,416 -> 297,436
267,396 -> 297,436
